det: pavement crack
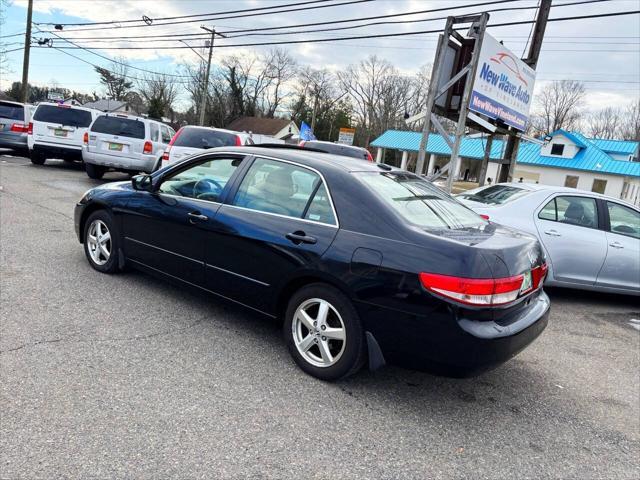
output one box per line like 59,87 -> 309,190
0,187 -> 73,220
0,318 -> 207,354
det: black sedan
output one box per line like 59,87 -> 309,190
75,146 -> 550,381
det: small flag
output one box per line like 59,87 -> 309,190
300,121 -> 316,141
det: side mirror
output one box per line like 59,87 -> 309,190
131,174 -> 153,192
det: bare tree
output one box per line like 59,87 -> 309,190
586,107 -> 622,139
263,48 -> 297,117
95,57 -> 133,100
530,80 -> 586,135
137,72 -> 179,119
619,99 -> 640,141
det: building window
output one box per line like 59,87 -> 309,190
551,144 -> 565,156
592,179 -> 607,194
564,175 -> 579,188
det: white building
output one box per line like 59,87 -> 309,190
370,129 -> 640,205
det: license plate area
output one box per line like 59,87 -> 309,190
108,143 -> 123,151
54,128 -> 68,137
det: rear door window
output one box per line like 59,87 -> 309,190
150,123 -> 159,142
538,196 -> 598,228
90,116 -> 145,139
357,171 -> 483,229
160,125 -> 172,144
0,102 -> 24,121
33,105 -> 92,127
173,128 -> 238,148
233,158 -> 335,223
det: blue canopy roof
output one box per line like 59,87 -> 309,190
370,129 -> 639,178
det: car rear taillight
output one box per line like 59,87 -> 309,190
479,214 -> 490,220
419,272 -> 526,306
27,122 -> 33,135
531,263 -> 548,290
235,135 -> 242,146
162,127 -> 184,162
10,123 -> 29,133
83,132 -> 88,145
143,141 -> 153,154
366,150 -> 374,162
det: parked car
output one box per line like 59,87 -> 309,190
82,113 -> 175,179
161,126 -> 256,167
75,147 -> 549,380
300,140 -> 373,161
0,100 -> 32,155
457,183 -> 640,295
28,102 -> 98,165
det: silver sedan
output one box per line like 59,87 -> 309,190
456,183 -> 640,295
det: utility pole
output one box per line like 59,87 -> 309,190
20,0 -> 33,103
497,0 -> 551,183
198,26 -> 225,127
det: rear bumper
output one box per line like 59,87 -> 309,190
32,143 -> 83,160
0,133 -> 28,150
83,149 -> 157,173
359,290 -> 550,377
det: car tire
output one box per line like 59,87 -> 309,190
83,210 -> 120,274
30,150 -> 46,165
85,163 -> 105,179
284,283 -> 366,381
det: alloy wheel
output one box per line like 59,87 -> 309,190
292,298 -> 346,368
87,219 -> 111,266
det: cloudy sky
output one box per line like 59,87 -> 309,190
1,0 -> 638,112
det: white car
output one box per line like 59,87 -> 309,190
161,126 -> 256,167
28,102 -> 98,165
82,113 -> 175,179
457,183 -> 640,295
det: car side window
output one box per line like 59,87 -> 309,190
158,157 -> 243,202
160,125 -> 172,144
150,123 -> 159,142
304,183 -> 336,225
539,196 -> 598,228
607,202 -> 640,239
233,158 -> 334,223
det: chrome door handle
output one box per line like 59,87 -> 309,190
188,211 -> 208,223
544,229 -> 561,237
609,242 -> 624,249
286,231 -> 317,245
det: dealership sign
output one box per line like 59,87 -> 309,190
469,34 -> 536,131
337,127 -> 355,145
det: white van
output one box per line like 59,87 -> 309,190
28,102 -> 98,165
82,113 -> 175,179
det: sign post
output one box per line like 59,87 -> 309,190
337,127 -> 355,145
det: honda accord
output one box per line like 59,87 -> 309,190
75,146 -> 550,380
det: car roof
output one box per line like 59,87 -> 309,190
183,125 -> 243,135
483,182 -> 638,208
305,140 -> 365,150
210,145 -> 392,174
35,102 -> 96,112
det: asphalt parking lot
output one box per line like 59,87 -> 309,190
1,153 -> 638,479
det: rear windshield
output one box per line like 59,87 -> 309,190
33,105 -> 92,127
458,185 -> 531,205
304,141 -> 367,160
173,128 -> 238,148
0,102 -> 24,121
357,171 -> 484,229
91,115 -> 145,139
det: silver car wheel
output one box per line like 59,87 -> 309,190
292,298 -> 346,368
87,219 -> 111,266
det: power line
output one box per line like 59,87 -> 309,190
34,0 -> 331,26
31,9 -> 640,50
33,0 -> 375,33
